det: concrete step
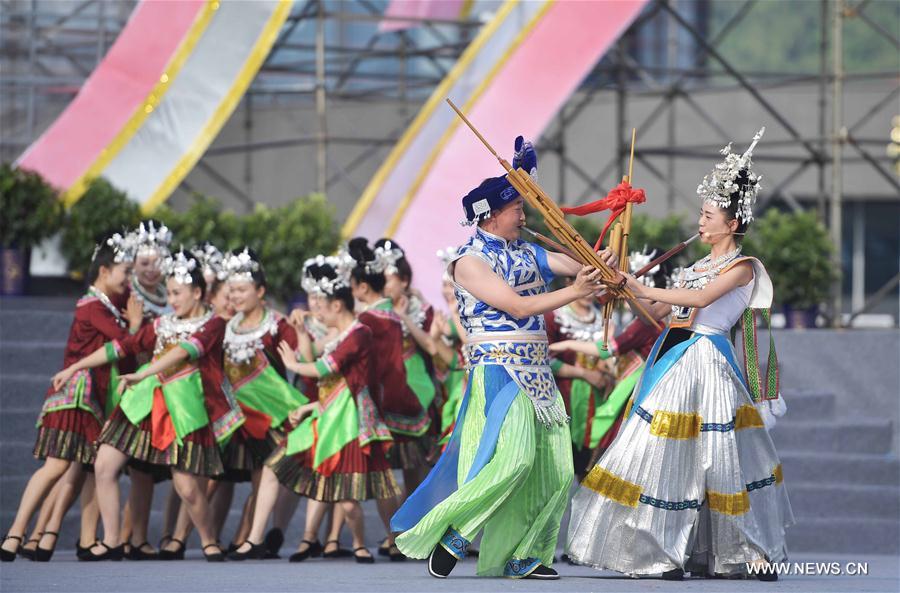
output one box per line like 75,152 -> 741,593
0,341 -> 66,378
1,410 -> 41,444
0,442 -> 42,476
780,451 -> 900,487
785,482 -> 900,520
770,420 -> 893,455
785,517 -> 900,555
0,297 -> 78,311
779,390 -> 836,420
0,310 -> 72,343
0,374 -> 50,411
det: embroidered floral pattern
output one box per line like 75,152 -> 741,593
439,527 -> 470,560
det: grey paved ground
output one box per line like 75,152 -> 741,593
1,553 -> 897,593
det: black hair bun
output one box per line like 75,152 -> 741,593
348,237 -> 374,263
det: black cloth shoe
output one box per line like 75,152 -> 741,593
662,568 -> 685,580
322,540 -> 353,559
228,540 -> 265,561
353,547 -> 375,564
525,565 -> 559,580
387,543 -> 406,562
76,540 -> 97,560
80,542 -> 124,562
377,537 -> 390,557
126,541 -> 158,561
203,543 -> 226,563
34,531 -> 59,562
18,537 -> 39,561
288,540 -> 323,562
427,544 -> 457,579
1,535 -> 22,562
158,538 -> 185,561
263,528 -> 284,559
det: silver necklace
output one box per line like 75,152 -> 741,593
320,320 -> 360,358
154,310 -> 213,357
676,246 -> 742,291
402,294 -> 428,335
556,303 -> 605,341
225,308 -> 278,364
132,277 -> 169,317
88,286 -> 126,329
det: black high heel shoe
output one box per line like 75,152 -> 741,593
288,540 -> 322,562
1,535 -> 22,562
203,543 -> 226,563
227,540 -> 265,561
158,538 -> 185,561
34,531 -> 58,562
353,547 -> 375,565
80,542 -> 124,562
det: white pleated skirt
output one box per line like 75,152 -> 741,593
566,336 -> 794,576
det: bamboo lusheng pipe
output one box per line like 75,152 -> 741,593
596,232 -> 701,307
603,128 -> 637,345
445,98 -> 660,331
521,227 -> 585,265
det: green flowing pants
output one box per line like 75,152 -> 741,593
395,365 -> 574,576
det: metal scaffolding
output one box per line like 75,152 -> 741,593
1,0 -> 897,323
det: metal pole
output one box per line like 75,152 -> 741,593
851,202 -> 865,316
244,93 -> 253,205
666,0 -> 678,213
616,39 -> 627,181
558,105 -> 566,202
26,0 -> 37,142
830,0 -> 845,327
315,0 -> 327,196
97,0 -> 106,66
817,0 -> 828,220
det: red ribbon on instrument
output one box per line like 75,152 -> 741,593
561,181 -> 646,250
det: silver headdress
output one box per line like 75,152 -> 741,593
303,253 -> 352,296
130,221 -> 173,258
436,246 -> 459,282
160,249 -> 197,285
221,248 -> 260,284
191,243 -> 226,281
629,248 -> 660,288
95,231 -> 137,264
696,127 -> 765,224
374,241 -> 405,276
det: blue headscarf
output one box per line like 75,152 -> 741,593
460,135 -> 537,225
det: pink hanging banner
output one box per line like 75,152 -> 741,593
391,0 -> 648,306
16,1 -> 207,192
380,0 -> 466,32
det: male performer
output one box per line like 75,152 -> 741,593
391,137 -> 615,580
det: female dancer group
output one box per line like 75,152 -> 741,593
2,129 -> 791,581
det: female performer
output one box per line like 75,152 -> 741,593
566,131 -> 792,580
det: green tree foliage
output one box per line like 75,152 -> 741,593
61,178 -> 141,276
0,164 -> 65,249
